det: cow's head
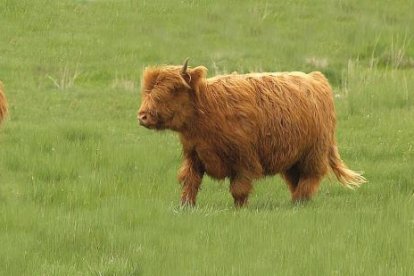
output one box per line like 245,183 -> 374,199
138,59 -> 207,131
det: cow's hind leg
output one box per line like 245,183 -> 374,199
282,164 -> 300,194
291,147 -> 329,202
230,177 -> 253,207
282,166 -> 322,202
292,174 -> 323,202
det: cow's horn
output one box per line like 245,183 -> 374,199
181,58 -> 189,74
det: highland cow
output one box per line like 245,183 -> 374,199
0,81 -> 7,124
137,59 -> 365,207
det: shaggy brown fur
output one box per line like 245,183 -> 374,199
138,60 -> 366,207
0,81 -> 8,124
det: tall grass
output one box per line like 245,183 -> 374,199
0,0 -> 413,275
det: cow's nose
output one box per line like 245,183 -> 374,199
138,112 -> 148,125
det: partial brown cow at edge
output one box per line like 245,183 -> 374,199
137,59 -> 366,207
0,81 -> 8,124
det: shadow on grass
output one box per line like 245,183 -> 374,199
168,198 -> 315,215
248,198 -> 315,211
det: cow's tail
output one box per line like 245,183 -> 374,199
329,144 -> 366,188
0,81 -> 8,124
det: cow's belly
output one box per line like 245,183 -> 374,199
259,141 -> 305,175
196,148 -> 231,180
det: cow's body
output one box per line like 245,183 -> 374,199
138,61 -> 365,207
179,72 -> 334,180
0,81 -> 7,124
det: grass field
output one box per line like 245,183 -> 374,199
1,0 -> 414,275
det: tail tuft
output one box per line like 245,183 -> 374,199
329,145 -> 366,189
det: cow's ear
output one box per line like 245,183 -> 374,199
181,66 -> 207,91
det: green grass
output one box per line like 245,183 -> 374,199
1,0 -> 413,275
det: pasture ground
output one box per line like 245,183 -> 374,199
0,0 -> 413,275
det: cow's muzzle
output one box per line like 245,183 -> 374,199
137,110 -> 158,129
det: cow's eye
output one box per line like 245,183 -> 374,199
152,92 -> 163,103
172,86 -> 182,94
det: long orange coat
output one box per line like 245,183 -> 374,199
138,60 -> 365,207
0,81 -> 7,124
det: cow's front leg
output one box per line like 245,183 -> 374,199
230,175 -> 253,207
178,153 -> 204,206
